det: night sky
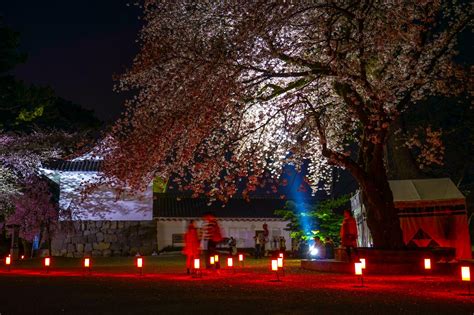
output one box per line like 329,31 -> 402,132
0,1 -> 142,122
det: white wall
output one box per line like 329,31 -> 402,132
157,219 -> 291,250
43,170 -> 153,221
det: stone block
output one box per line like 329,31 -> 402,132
67,244 -> 75,253
96,232 -> 104,242
104,234 -> 117,242
73,236 -> 86,244
85,243 -> 93,252
94,242 -> 110,250
109,221 -> 117,229
76,244 -> 84,253
130,239 -> 141,248
110,243 -> 121,251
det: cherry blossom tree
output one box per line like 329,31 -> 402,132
102,1 -> 472,248
6,176 -> 58,255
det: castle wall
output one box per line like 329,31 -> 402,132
51,220 -> 157,257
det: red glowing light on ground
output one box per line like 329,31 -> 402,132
84,258 -> 90,268
6,256 -> 11,265
44,257 -> 51,267
194,258 -> 200,269
227,258 -> 233,267
238,254 -> 243,262
136,257 -> 143,268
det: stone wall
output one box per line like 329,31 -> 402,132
51,220 -> 157,257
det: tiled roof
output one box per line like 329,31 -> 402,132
42,159 -> 102,172
153,193 -> 290,219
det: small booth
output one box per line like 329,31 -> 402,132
352,178 -> 471,259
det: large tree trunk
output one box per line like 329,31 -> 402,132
361,178 -> 405,248
358,141 -> 405,249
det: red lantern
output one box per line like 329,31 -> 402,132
462,266 -> 470,282
20,255 -> 24,260
136,257 -> 143,268
277,257 -> 283,268
43,257 -> 51,273
214,255 -> 219,263
354,262 -> 363,275
424,258 -> 431,270
84,257 -> 91,268
210,256 -> 215,265
271,259 -> 278,271
194,258 -> 200,270
238,254 -> 244,262
136,257 -> 144,275
279,253 -> 284,258
360,258 -> 366,269
5,256 -> 11,272
461,266 -> 471,295
227,257 -> 233,267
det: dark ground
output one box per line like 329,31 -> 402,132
0,255 -> 473,314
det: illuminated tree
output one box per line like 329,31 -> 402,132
102,1 -> 472,248
6,176 -> 58,255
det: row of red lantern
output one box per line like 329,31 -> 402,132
353,257 -> 472,287
3,254 -> 245,275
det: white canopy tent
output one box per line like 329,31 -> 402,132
352,178 -> 471,259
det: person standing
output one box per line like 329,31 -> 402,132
254,234 -> 262,259
340,210 -> 358,262
279,236 -> 286,253
183,220 -> 200,274
228,236 -> 237,256
203,214 -> 223,268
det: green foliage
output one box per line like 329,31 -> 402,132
275,194 -> 350,244
16,105 -> 44,123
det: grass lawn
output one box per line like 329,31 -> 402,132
0,254 -> 473,314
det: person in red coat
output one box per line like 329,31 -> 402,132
203,214 -> 223,268
340,210 -> 358,262
183,220 -> 200,274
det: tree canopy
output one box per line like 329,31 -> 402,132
102,1 -> 472,248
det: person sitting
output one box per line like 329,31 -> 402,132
324,237 -> 335,259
